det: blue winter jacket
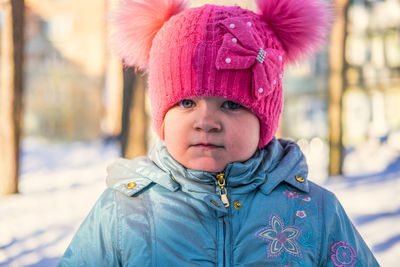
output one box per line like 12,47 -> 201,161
58,138 -> 379,266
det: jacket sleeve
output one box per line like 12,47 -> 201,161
318,190 -> 380,267
57,188 -> 121,267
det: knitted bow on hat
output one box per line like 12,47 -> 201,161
215,17 -> 284,100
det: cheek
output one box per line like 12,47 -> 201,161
164,120 -> 177,147
163,110 -> 178,142
233,116 -> 260,154
163,114 -> 188,160
164,127 -> 180,161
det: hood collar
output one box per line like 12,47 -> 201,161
148,138 -> 309,197
106,138 -> 309,202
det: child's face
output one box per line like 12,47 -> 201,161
163,97 -> 260,172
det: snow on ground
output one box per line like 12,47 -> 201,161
325,171 -> 400,266
0,138 -> 399,266
0,138 -> 119,267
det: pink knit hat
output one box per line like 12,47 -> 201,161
112,0 -> 332,148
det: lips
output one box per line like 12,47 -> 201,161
191,143 -> 224,149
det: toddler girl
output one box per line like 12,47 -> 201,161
58,0 -> 379,266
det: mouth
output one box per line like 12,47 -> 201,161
191,143 -> 224,149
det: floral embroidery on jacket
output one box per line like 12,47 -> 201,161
296,210 -> 307,218
255,213 -> 302,258
283,190 -> 299,199
330,241 -> 357,267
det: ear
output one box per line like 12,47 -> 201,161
110,0 -> 190,69
256,0 -> 334,63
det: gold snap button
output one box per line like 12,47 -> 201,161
171,175 -> 177,183
295,175 -> 304,183
233,201 -> 242,210
210,200 -> 220,208
126,182 -> 136,189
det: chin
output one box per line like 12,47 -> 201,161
186,160 -> 226,173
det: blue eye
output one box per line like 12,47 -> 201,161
178,99 -> 195,108
222,101 -> 242,110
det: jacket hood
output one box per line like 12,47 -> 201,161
106,138 -> 309,199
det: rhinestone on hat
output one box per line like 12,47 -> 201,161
258,88 -> 263,93
256,48 -> 266,63
230,23 -> 235,29
278,55 -> 282,61
232,38 -> 237,43
225,58 -> 231,63
247,21 -> 252,26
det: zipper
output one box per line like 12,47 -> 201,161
216,172 -> 230,208
216,172 -> 232,266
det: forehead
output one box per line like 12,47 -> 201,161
187,96 -> 230,102
177,97 -> 254,109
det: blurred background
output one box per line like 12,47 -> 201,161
0,0 -> 399,266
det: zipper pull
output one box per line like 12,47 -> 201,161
216,173 -> 230,208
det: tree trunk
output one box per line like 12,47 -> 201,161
120,68 -> 148,158
0,0 -> 25,195
328,0 -> 349,176
125,72 -> 148,158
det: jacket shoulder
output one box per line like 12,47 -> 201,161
106,157 -> 154,197
306,180 -> 337,202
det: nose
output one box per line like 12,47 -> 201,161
193,103 -> 222,132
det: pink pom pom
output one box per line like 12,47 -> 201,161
256,0 -> 333,63
111,0 -> 189,69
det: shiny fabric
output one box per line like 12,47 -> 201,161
58,139 -> 379,266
